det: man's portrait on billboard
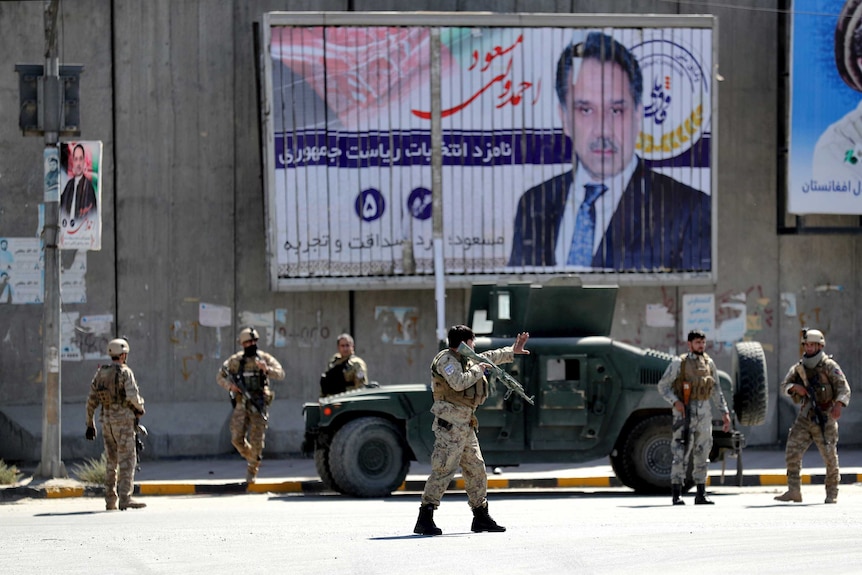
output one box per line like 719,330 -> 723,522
508,31 -> 712,271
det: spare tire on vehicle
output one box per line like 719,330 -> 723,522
732,341 -> 768,426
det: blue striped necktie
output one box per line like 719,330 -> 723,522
567,183 -> 607,266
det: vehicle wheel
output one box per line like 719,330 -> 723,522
609,448 -> 634,489
314,447 -> 343,493
618,414 -> 687,494
329,417 -> 410,498
732,341 -> 768,426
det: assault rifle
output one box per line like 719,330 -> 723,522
134,418 -> 147,471
320,360 -> 350,397
230,369 -> 269,422
795,364 -> 828,445
457,342 -> 534,405
678,381 -> 691,446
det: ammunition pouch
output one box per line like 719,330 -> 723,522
94,364 -> 127,409
796,363 -> 834,406
812,373 -> 834,405
690,376 -> 714,401
242,370 -> 266,394
673,355 -> 714,402
96,388 -> 112,406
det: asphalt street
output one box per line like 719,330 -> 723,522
3,446 -> 862,501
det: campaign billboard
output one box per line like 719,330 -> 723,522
261,13 -> 716,289
789,0 -> 862,214
58,140 -> 103,251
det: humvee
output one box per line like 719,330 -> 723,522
303,283 -> 768,497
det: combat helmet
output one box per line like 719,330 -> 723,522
801,328 -> 825,346
239,327 -> 259,344
107,337 -> 130,356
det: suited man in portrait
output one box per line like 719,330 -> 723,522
60,143 -> 98,224
508,32 -> 711,271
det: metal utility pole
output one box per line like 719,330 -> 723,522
430,28 -> 446,346
34,0 -> 65,479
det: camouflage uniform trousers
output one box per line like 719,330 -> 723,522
101,406 -> 137,508
420,416 -> 487,510
784,413 -> 840,496
229,399 -> 268,475
670,400 -> 714,484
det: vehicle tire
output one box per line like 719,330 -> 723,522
618,414 -> 685,494
732,341 -> 768,426
609,447 -> 634,489
329,417 -> 410,498
314,447 -> 343,493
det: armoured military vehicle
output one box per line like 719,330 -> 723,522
302,282 -> 768,497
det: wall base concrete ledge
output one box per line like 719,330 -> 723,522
0,400 -> 307,462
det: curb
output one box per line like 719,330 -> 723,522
3,473 -> 862,501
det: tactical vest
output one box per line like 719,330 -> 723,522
430,349 -> 488,409
672,353 -> 715,402
795,361 -> 834,407
93,364 -> 126,408
240,355 -> 267,393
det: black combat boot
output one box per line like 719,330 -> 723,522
694,484 -> 714,505
470,503 -> 506,532
413,503 -> 442,536
672,484 -> 685,506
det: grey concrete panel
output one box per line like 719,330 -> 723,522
112,0 -> 238,405
1,399 -> 309,461
1,1 -> 861,463
0,406 -> 40,461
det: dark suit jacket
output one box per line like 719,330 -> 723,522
60,176 -> 98,221
508,161 -> 711,271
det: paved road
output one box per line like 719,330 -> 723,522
3,446 -> 862,500
4,485 -> 862,575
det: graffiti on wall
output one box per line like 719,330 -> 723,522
61,312 -> 113,361
374,306 -> 419,345
741,285 -> 774,340
276,321 -> 332,348
250,308 -> 333,349
637,284 -> 777,355
169,319 -> 201,346
169,317 -> 204,381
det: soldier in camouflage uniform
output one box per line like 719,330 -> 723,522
413,325 -> 530,536
775,328 -> 851,504
319,333 -> 369,397
657,329 -> 730,506
85,337 -> 146,511
216,327 -> 285,484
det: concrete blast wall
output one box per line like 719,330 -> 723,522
0,1 -> 859,461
